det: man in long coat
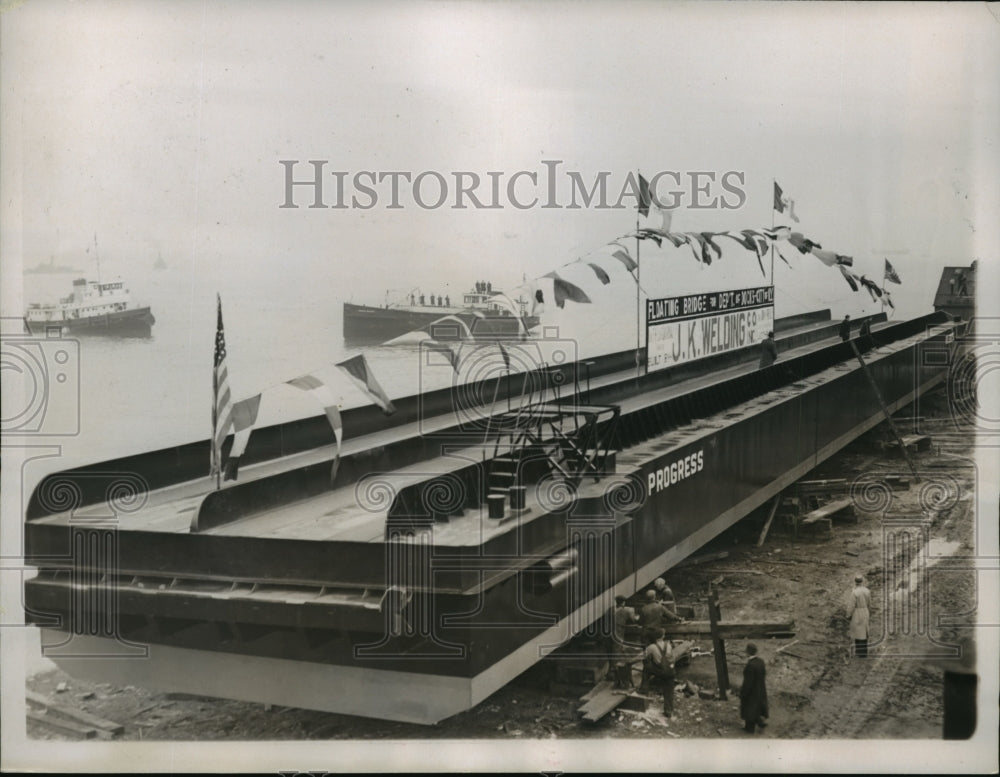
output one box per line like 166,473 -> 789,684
847,574 -> 872,657
839,314 -> 852,342
759,331 -> 778,368
739,642 -> 768,733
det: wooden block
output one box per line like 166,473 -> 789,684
578,686 -> 630,722
27,710 -> 98,739
620,693 -> 650,712
26,691 -> 125,735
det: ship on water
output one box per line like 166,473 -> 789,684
22,260 -> 967,724
24,276 -> 156,337
25,257 -> 80,275
343,280 -> 539,344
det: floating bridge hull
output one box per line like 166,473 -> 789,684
24,311 -> 962,723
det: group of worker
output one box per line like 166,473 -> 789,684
411,293 -> 450,307
610,572 -> 872,732
613,578 -> 684,716
759,315 -> 881,370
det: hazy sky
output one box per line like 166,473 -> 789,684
3,1 -> 998,324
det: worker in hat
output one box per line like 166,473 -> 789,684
640,589 -> 682,637
613,594 -> 639,644
653,577 -> 675,603
739,642 -> 769,733
639,627 -> 676,716
847,574 -> 872,657
839,314 -> 852,342
612,595 -> 640,688
758,330 -> 778,368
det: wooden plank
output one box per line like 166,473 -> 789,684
26,690 -> 125,735
26,710 -> 98,739
802,497 -> 854,523
579,680 -> 614,702
578,687 -> 630,722
708,585 -> 729,701
676,550 -> 730,567
757,497 -> 781,547
663,620 -> 795,639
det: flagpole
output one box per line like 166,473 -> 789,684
212,293 -> 221,490
635,192 -> 641,382
635,168 -> 642,386
881,259 -> 886,316
770,180 -> 775,287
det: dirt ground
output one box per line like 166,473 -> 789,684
25,384 -> 980,742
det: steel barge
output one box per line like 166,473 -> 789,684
24,307 -> 963,724
343,282 -> 538,344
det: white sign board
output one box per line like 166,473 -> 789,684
646,286 -> 775,373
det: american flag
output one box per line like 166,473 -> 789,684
211,294 -> 234,479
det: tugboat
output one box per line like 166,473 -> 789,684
343,281 -> 539,344
24,277 -> 156,337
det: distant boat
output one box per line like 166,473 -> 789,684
25,258 -> 79,274
153,254 -> 167,270
24,277 -> 155,337
343,281 -> 538,344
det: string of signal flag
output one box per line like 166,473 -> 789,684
209,176 -> 903,487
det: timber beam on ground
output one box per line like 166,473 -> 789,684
662,621 -> 795,640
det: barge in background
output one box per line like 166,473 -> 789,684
343,281 -> 538,344
24,304 -> 965,724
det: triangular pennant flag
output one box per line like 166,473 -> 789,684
787,232 -> 822,254
839,265 -> 860,292
587,263 -> 611,285
532,287 -> 545,316
658,205 -> 673,232
761,225 -> 792,241
286,374 -> 343,482
223,393 -> 262,481
718,230 -> 768,276
773,181 -> 785,214
638,173 -> 651,218
663,231 -> 690,249
701,232 -> 724,261
546,273 -> 592,308
336,354 -> 396,415
859,275 -> 883,301
683,233 -> 715,265
810,248 -> 840,267
635,227 -> 663,247
611,249 -> 637,273
884,259 -> 902,284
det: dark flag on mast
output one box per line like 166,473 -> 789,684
638,173 -> 652,218
884,259 -> 902,285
